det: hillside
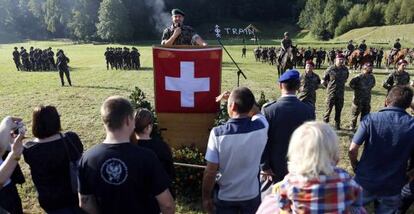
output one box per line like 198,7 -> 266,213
334,23 -> 414,47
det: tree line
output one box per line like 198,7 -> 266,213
300,0 -> 414,40
0,0 -> 412,42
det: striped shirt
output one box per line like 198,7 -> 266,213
205,114 -> 268,201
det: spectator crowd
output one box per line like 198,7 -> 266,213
1,66 -> 414,214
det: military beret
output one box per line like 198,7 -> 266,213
305,60 -> 314,67
278,69 -> 300,83
398,59 -> 408,65
336,53 -> 345,59
171,8 -> 185,16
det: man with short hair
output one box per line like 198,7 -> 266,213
202,87 -> 268,213
322,53 -> 349,130
161,9 -> 206,46
261,70 -> 315,183
349,86 -> 414,214
78,96 -> 175,214
349,62 -> 376,130
298,60 -> 321,108
383,59 -> 410,92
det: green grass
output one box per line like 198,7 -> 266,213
334,23 -> 414,47
0,40 -> 413,213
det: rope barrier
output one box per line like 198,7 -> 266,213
174,162 -> 206,169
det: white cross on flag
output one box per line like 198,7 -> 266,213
153,47 -> 222,113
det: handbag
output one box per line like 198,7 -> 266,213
60,133 -> 81,194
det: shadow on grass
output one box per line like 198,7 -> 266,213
72,85 -> 132,92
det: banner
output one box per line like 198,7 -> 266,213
153,46 -> 222,113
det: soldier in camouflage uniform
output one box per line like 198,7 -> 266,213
383,59 -> 410,92
161,9 -> 207,46
349,62 -> 376,130
12,47 -> 21,71
322,53 -> 349,130
298,60 -> 321,108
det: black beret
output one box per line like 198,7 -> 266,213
171,8 -> 185,16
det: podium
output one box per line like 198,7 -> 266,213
153,46 -> 223,151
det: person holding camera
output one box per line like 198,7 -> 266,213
161,8 -> 207,46
0,116 -> 25,214
23,105 -> 83,214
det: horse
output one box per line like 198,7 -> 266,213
348,49 -> 374,71
277,46 -> 297,77
385,48 -> 409,69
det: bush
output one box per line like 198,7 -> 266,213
172,145 -> 206,202
128,86 -> 161,138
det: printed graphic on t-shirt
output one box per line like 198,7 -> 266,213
100,158 -> 128,185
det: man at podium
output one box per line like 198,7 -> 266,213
161,8 -> 207,46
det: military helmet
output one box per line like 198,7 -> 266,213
362,39 -> 366,42
349,40 -> 353,43
14,47 -> 17,50
396,38 -> 400,41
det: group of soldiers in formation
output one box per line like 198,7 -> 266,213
104,47 -> 141,70
12,46 -> 72,86
12,47 -> 65,72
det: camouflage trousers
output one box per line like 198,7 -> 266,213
323,96 -> 344,127
351,103 -> 371,129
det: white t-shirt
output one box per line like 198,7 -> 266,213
0,158 -> 11,187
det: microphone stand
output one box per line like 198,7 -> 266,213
214,25 -> 247,87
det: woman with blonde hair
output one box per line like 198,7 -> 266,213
257,121 -> 366,214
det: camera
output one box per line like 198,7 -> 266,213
12,121 -> 25,135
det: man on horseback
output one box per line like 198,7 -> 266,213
358,40 -> 367,52
389,38 -> 401,61
346,40 -> 355,60
278,32 -> 292,63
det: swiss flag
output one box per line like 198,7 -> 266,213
153,46 -> 222,113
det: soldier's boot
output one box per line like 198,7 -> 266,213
335,122 -> 341,130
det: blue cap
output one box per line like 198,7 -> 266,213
278,69 -> 300,83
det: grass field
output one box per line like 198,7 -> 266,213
0,40 -> 412,213
334,23 -> 414,47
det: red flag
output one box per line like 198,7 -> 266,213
153,47 -> 222,113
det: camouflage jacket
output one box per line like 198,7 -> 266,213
383,70 -> 410,91
298,72 -> 321,105
349,73 -> 376,105
161,25 -> 198,45
323,65 -> 349,98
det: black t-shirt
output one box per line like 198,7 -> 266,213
23,132 -> 83,211
78,142 -> 170,214
137,138 -> 175,181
